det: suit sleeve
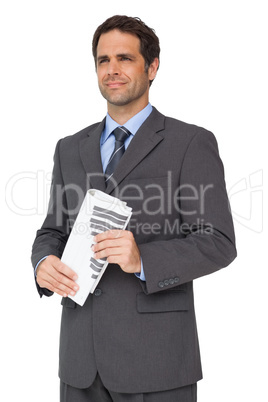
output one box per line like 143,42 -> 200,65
31,140 -> 69,297
138,129 -> 237,295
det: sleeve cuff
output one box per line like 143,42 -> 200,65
134,258 -> 146,281
34,256 -> 48,276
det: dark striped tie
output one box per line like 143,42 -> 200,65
105,126 -> 131,183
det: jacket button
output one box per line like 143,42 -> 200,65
164,280 -> 169,286
174,277 -> 180,284
169,278 -> 175,285
94,288 -> 102,296
158,281 -> 165,288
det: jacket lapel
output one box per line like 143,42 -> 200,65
106,107 -> 165,194
79,107 -> 166,195
79,118 -> 106,192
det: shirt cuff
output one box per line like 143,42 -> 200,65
134,258 -> 146,281
34,256 -> 48,276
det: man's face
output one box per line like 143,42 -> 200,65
96,29 -> 155,108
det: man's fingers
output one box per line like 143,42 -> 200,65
94,229 -> 123,243
37,268 -> 78,297
93,230 -> 133,252
92,239 -> 122,253
52,258 -> 78,281
49,268 -> 79,292
38,278 -> 69,298
94,246 -> 123,260
92,230 -> 141,274
36,255 -> 79,297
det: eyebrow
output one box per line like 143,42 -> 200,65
117,53 -> 136,59
97,53 -> 137,62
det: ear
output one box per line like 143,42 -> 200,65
148,58 -> 159,81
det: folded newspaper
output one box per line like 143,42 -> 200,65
61,189 -> 132,306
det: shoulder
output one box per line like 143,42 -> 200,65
60,121 -> 102,144
153,107 -> 216,145
54,119 -> 104,157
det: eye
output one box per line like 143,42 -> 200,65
99,59 -> 109,65
121,57 -> 131,61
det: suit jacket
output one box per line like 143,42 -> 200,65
31,107 -> 237,393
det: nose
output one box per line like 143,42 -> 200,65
107,59 -> 120,76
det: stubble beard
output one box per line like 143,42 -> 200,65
98,74 -> 149,107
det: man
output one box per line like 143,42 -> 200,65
32,15 -> 237,402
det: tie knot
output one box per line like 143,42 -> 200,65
113,126 -> 131,143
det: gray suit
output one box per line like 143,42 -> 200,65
31,107 -> 236,393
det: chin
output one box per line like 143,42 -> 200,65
106,95 -> 133,107
109,100 -> 131,107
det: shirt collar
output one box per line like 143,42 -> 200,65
101,103 -> 153,145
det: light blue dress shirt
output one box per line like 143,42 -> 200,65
100,103 -> 153,171
100,103 -> 153,281
35,103 -> 152,282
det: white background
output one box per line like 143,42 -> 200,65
1,0 -> 267,400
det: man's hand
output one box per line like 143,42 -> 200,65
36,255 -> 79,297
92,230 -> 141,274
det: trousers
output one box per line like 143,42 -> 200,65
60,373 -> 197,402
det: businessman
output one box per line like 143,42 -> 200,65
32,15 -> 237,402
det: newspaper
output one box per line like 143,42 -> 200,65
61,189 -> 132,306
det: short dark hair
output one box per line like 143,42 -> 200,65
92,15 -> 160,85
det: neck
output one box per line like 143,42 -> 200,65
107,98 -> 149,125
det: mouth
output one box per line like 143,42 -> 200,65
106,82 -> 126,89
